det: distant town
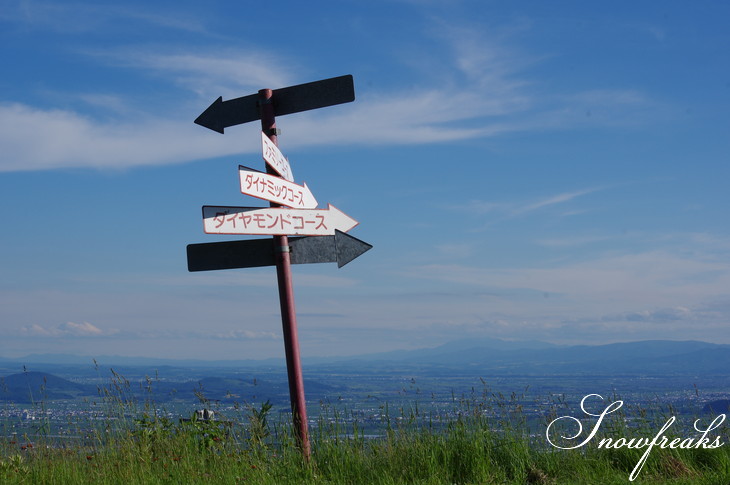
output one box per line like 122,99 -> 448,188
3,338 -> 730,446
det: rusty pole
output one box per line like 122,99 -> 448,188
258,88 -> 311,460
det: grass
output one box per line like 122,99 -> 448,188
2,376 -> 730,484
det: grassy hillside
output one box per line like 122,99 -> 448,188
2,386 -> 729,484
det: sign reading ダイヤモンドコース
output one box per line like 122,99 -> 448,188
201,204 -> 357,236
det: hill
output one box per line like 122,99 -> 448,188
2,339 -> 729,404
0,371 -> 93,402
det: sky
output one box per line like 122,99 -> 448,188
0,0 -> 729,362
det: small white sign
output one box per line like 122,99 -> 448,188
239,166 -> 317,209
261,132 -> 294,182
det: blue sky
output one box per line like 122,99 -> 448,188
1,1 -> 728,361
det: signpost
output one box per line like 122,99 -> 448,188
189,74 -> 364,460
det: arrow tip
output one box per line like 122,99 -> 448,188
327,204 -> 358,233
302,182 -> 318,208
334,230 -> 373,268
194,96 -> 225,134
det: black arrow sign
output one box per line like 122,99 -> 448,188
194,74 -> 355,134
187,230 -> 372,272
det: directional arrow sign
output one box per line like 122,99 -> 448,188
290,230 -> 372,267
261,132 -> 294,182
194,74 -> 355,134
187,230 -> 372,272
202,204 -> 358,236
239,166 -> 317,209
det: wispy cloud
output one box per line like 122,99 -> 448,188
512,188 -> 600,216
404,249 -> 730,310
0,103 -> 244,171
536,234 -> 615,248
462,187 -> 603,225
434,20 -> 534,92
20,321 -> 117,337
100,49 -> 297,99
3,1 -> 207,34
159,271 -> 359,289
207,329 -> 279,341
0,17 -> 656,172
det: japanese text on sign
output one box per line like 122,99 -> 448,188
215,210 -> 326,232
202,205 -> 357,236
239,167 -> 317,209
261,132 -> 294,182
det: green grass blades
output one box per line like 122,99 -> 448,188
2,378 -> 730,484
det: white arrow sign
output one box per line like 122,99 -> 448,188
261,132 -> 294,182
202,204 -> 358,236
239,166 -> 317,209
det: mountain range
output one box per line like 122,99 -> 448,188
2,338 -> 728,375
342,337 -> 729,375
2,338 -> 729,403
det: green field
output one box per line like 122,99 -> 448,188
3,380 -> 729,484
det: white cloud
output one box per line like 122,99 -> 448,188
536,235 -> 615,248
61,321 -> 106,335
0,103 -> 247,172
606,307 -> 693,323
280,89 -> 521,148
404,250 -> 730,312
0,21 -> 656,172
208,329 -> 278,341
159,270 -> 359,289
435,21 -> 533,91
104,49 -> 297,99
513,188 -> 600,215
0,86 -> 519,172
20,321 -> 116,337
2,1 -> 206,34
462,187 -> 603,223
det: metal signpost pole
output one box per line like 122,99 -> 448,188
258,88 -> 311,460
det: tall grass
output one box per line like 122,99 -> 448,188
2,375 -> 729,484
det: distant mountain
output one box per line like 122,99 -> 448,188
1,353 -> 285,368
2,338 -> 728,377
424,340 -> 728,375
0,370 -> 342,405
311,338 -> 729,376
0,371 -> 93,402
340,336 -> 560,364
2,339 -> 729,404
